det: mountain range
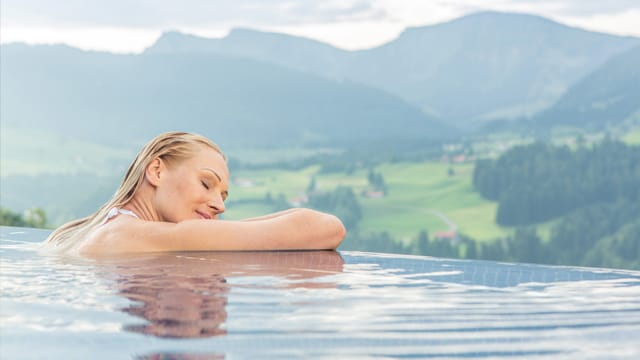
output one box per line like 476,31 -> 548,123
147,11 -> 640,126
1,11 -> 639,151
529,44 -> 640,130
1,43 -> 451,149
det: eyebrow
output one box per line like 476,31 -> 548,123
202,168 -> 222,182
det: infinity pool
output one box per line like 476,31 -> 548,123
1,226 -> 639,359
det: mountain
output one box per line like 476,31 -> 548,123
147,29 -> 350,81
350,12 -> 638,125
146,11 -> 640,128
529,45 -> 640,130
0,43 -> 453,151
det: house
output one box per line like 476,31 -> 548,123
433,230 -> 459,243
363,190 -> 385,199
234,178 -> 256,188
288,194 -> 309,207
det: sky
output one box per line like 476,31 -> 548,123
1,0 -> 639,53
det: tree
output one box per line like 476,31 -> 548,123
413,230 -> 430,255
306,176 -> 317,193
308,186 -> 362,230
582,221 -> 640,270
508,227 -> 548,264
0,207 -> 49,228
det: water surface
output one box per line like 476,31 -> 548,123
1,226 -> 640,359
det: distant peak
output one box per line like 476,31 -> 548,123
227,27 -> 265,36
399,10 -> 577,37
145,30 -> 216,53
459,10 -> 553,21
156,30 -> 204,41
224,27 -> 341,49
225,27 -> 296,40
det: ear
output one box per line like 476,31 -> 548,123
145,157 -> 165,187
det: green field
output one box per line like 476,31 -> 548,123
223,161 -> 508,243
360,162 -> 506,242
622,126 -> 640,146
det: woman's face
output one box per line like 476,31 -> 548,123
155,146 -> 230,222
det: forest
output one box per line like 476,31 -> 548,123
471,139 -> 640,269
473,138 -> 640,226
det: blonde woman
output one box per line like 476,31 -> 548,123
45,132 -> 346,257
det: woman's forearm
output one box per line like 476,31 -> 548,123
81,208 -> 347,256
171,208 -> 346,251
239,208 -> 302,222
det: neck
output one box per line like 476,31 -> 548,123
123,188 -> 161,222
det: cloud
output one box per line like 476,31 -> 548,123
1,0 -> 638,53
2,0 -> 637,31
504,0 -> 640,16
0,0 -> 386,29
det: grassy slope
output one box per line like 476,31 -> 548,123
622,126 -> 640,146
362,162 -> 504,242
224,161 -> 507,242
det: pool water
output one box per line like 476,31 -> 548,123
1,226 -> 640,359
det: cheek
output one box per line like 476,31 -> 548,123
157,177 -> 201,220
171,178 -> 209,206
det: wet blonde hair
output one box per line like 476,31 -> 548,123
44,131 -> 224,252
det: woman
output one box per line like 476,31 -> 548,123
44,132 -> 346,257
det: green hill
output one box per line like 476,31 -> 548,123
530,45 -> 640,130
1,43 -> 453,150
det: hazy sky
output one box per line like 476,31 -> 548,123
1,0 -> 639,53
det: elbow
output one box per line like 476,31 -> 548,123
297,208 -> 347,250
327,215 -> 347,250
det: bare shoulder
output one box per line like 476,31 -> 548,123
76,217 -> 172,257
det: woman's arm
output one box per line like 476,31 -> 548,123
81,208 -> 346,256
238,208 -> 302,222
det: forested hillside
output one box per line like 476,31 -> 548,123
472,140 -> 640,269
473,139 -> 640,225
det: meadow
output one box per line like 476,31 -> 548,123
224,160 -> 508,243
623,126 -> 640,145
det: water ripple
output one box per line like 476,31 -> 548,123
1,228 -> 640,359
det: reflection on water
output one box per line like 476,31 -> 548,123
1,227 -> 640,359
99,251 -> 344,339
116,265 -> 229,338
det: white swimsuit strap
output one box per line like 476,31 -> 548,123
101,207 -> 140,225
116,208 -> 139,219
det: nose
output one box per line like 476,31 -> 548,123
208,193 -> 225,215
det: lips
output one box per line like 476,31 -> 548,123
196,210 -> 212,220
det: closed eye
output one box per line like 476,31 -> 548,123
201,180 -> 210,190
